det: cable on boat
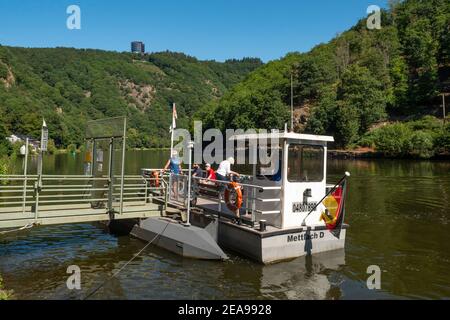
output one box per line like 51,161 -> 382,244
0,223 -> 35,235
83,220 -> 171,300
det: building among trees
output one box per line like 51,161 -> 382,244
131,41 -> 145,54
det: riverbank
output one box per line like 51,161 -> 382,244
53,146 -> 171,154
329,147 -> 450,160
329,148 -> 381,159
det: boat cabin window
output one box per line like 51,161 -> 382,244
287,145 -> 324,182
256,148 -> 282,182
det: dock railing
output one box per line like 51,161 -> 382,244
0,172 -> 167,229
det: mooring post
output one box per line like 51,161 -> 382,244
107,138 -> 114,215
251,163 -> 257,224
119,118 -> 127,215
92,140 -> 97,175
34,153 -> 41,221
22,138 -> 29,214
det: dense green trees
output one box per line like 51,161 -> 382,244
0,119 -> 9,156
359,116 -> 449,158
0,46 -> 261,149
334,65 -> 387,146
0,0 -> 448,160
201,0 -> 449,157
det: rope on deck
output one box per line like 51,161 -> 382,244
83,220 -> 171,300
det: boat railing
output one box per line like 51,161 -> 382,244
191,175 -> 282,227
141,169 -> 283,227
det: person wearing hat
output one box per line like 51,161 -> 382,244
216,157 -> 240,182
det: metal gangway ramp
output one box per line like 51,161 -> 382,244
0,117 -> 165,230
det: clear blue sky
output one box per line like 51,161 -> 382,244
0,0 -> 388,62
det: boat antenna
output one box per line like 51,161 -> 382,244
290,72 -> 294,132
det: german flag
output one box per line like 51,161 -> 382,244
320,179 -> 348,238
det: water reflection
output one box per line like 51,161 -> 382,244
0,221 -> 347,300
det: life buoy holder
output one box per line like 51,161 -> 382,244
224,181 -> 243,212
149,171 -> 160,188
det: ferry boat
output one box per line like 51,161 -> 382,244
134,132 -> 350,264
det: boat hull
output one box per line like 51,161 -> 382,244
130,217 -> 228,260
218,221 -> 347,264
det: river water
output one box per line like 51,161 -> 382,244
0,151 -> 449,299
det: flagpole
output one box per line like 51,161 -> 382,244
170,103 -> 175,155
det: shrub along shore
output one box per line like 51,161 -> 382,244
0,275 -> 12,300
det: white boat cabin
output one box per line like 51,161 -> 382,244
230,132 -> 334,230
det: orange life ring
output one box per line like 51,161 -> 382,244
224,181 -> 243,212
149,170 -> 160,188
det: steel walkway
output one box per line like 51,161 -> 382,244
0,174 -> 165,230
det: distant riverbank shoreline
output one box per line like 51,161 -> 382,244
329,148 -> 450,160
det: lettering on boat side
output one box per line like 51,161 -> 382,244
287,232 -> 324,242
292,202 -> 317,213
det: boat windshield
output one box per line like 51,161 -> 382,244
256,148 -> 282,182
287,144 -> 324,182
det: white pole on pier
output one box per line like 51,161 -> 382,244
22,138 -> 29,214
185,141 -> 194,227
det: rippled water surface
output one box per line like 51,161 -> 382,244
1,152 -> 449,299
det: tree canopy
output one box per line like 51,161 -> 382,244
199,0 -> 449,152
0,47 -> 262,148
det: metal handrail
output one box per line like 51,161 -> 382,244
191,175 -> 281,191
0,171 -> 160,220
163,174 -> 283,224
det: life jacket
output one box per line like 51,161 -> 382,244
224,181 -> 243,212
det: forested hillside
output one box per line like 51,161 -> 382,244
0,47 -> 261,150
199,0 -> 450,157
1,0 -> 449,158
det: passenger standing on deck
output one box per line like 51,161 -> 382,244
216,157 -> 241,222
164,150 -> 182,198
164,150 -> 182,174
216,157 -> 240,182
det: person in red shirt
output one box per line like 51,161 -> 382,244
205,163 -> 216,181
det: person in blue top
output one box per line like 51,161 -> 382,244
164,150 -> 182,174
164,150 -> 183,198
